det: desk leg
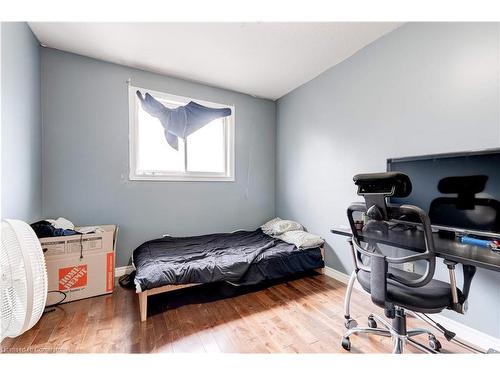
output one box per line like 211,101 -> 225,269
344,270 -> 358,329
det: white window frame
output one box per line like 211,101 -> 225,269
129,85 -> 235,182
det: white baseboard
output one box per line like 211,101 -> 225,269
115,265 -> 135,277
324,266 -> 364,292
323,266 -> 500,352
430,314 -> 500,351
323,266 -> 352,285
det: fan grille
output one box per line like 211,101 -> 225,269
1,220 -> 47,341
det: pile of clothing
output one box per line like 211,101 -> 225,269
30,217 -> 104,238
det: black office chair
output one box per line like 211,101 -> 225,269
341,172 -> 474,353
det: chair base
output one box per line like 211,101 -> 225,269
341,308 -> 442,354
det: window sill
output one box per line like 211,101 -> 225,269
129,173 -> 235,182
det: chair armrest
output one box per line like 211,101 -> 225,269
351,237 -> 435,288
462,264 -> 476,300
444,261 -> 477,314
386,253 -> 433,264
348,202 -> 436,288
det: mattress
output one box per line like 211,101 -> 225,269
133,229 -> 324,292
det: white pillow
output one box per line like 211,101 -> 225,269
270,220 -> 303,235
278,230 -> 324,249
261,217 -> 282,234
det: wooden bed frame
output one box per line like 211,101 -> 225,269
138,247 -> 325,322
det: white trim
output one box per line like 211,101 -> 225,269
323,266 -> 352,285
115,265 -> 135,277
129,173 -> 235,182
324,266 -> 364,292
323,266 -> 500,351
128,84 -> 235,182
431,314 -> 500,351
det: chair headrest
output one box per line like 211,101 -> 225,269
438,175 -> 487,195
353,172 -> 412,198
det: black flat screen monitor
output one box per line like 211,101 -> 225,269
387,148 -> 500,235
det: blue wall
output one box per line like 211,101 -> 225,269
276,23 -> 500,337
41,48 -> 276,267
1,22 -> 42,222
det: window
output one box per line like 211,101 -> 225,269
129,85 -> 235,181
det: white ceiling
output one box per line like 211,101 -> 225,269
29,22 -> 402,100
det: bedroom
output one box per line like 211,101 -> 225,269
2,1 -> 500,372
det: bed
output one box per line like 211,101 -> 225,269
132,228 -> 325,321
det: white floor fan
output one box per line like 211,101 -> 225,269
1,219 -> 48,343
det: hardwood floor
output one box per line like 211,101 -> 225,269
0,272 -> 469,353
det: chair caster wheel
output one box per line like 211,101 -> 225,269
344,319 -> 358,329
367,316 -> 377,328
428,337 -> 442,352
341,337 -> 351,351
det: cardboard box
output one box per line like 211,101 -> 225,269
41,225 -> 118,305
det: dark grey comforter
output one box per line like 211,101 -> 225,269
133,229 -> 324,292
